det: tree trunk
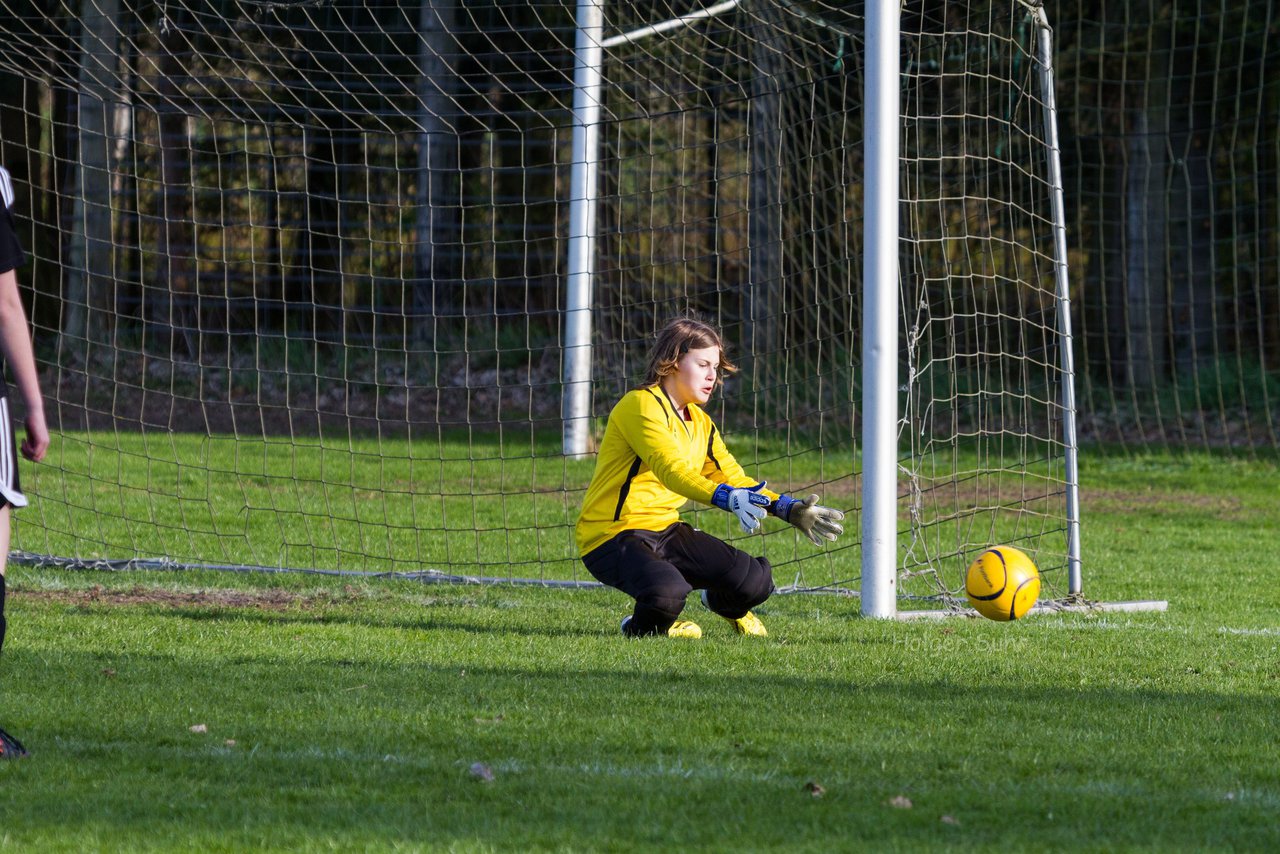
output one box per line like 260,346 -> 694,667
285,125 -> 351,340
60,0 -> 120,361
254,125 -> 283,337
154,11 -> 197,359
413,0 -> 461,345
1263,41 -> 1280,372
1122,0 -> 1175,393
1165,74 -> 1216,380
747,5 -> 786,413
1091,139 -> 1128,388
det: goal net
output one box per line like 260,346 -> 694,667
896,1 -> 1078,607
0,1 -> 1077,610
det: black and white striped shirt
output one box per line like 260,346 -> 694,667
0,165 -> 23,400
0,165 -> 25,275
0,164 -> 13,207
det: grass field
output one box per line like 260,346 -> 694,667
1,450 -> 1278,851
16,428 -> 1068,598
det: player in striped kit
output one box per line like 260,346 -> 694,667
0,164 -> 50,758
576,317 -> 844,638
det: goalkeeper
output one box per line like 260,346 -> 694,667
0,164 -> 49,759
576,317 -> 844,638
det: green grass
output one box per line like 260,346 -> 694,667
19,428 -> 1077,597
1,449 -> 1278,850
18,428 -> 597,576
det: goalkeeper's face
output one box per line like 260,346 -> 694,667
666,345 -> 721,408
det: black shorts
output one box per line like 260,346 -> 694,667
582,521 -> 771,609
0,396 -> 27,511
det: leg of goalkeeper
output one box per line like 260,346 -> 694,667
582,528 -> 694,637
666,525 -> 773,621
625,568 -> 694,636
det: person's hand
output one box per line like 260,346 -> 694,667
711,483 -> 770,533
22,410 -> 48,462
772,494 -> 844,546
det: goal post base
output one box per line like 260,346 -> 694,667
897,599 -> 1169,620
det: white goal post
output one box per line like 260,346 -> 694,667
859,0 -> 901,618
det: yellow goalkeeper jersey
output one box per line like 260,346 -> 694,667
575,385 -> 779,556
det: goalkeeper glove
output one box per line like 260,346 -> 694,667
711,482 -> 770,533
771,494 -> 845,546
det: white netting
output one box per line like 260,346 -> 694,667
898,2 -> 1074,603
0,1 -> 1077,606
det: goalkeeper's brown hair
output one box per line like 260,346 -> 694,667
641,317 -> 738,390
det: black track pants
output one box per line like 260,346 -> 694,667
582,522 -> 773,636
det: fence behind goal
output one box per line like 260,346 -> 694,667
1,0 -> 1235,610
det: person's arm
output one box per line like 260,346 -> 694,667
0,269 -> 47,462
702,418 -> 844,544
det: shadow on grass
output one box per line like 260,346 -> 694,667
13,585 -> 619,639
155,603 -> 610,639
2,635 -> 1276,851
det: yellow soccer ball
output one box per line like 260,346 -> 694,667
965,546 -> 1041,621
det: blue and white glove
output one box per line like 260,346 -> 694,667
771,494 -> 845,546
711,482 -> 770,533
